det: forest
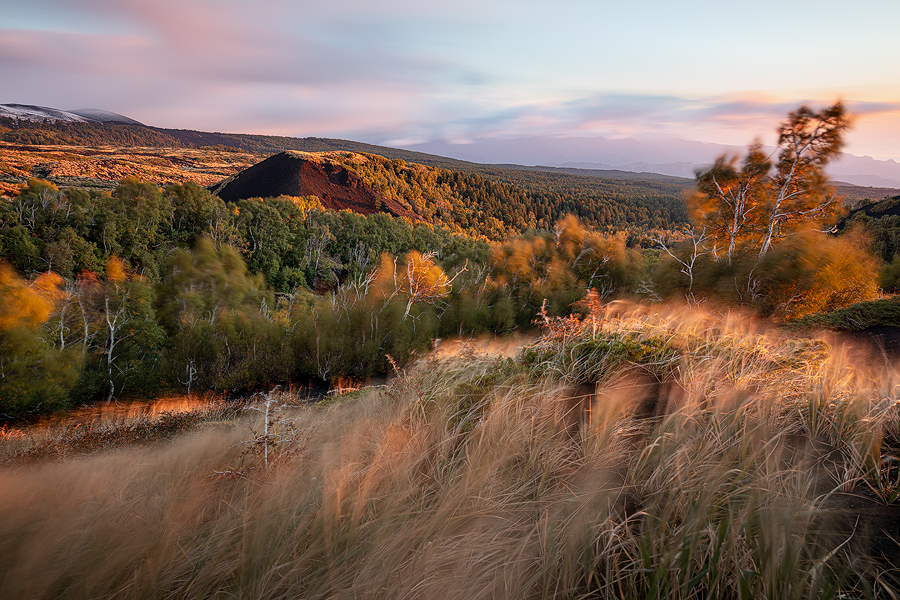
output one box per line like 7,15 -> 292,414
0,172 -> 658,418
330,153 -> 687,237
0,167 -> 894,420
1,100 -> 899,419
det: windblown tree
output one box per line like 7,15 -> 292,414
759,102 -> 852,257
0,263 -> 79,417
659,103 -> 877,316
691,102 -> 852,261
690,142 -> 769,264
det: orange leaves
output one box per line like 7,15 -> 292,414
376,251 -> 451,303
0,262 -> 63,331
401,251 -> 452,303
105,256 -> 128,283
372,251 -> 459,319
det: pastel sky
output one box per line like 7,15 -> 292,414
2,0 -> 899,160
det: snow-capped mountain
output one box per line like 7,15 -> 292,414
0,104 -> 143,126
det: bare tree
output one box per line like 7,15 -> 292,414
656,228 -> 713,305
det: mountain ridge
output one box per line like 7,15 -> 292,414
403,135 -> 900,189
2,104 -> 897,205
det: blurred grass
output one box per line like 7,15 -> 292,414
0,302 -> 899,598
785,295 -> 900,332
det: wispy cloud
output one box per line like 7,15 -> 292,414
2,0 -> 899,159
366,94 -> 900,153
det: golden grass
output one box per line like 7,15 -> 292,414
1,302 -> 898,599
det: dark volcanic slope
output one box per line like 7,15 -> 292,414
210,152 -> 420,220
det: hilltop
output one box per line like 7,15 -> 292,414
210,151 -> 420,221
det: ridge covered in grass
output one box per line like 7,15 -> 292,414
1,303 -> 898,599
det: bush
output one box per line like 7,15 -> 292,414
753,230 -> 879,319
653,230 -> 880,319
879,255 -> 900,293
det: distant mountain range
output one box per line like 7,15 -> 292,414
404,136 -> 900,189
3,103 -> 899,193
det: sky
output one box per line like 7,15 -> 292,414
2,0 -> 899,161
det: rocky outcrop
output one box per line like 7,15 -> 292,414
209,152 -> 420,220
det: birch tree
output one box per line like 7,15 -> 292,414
691,142 -> 769,264
758,102 -> 851,258
691,102 -> 851,262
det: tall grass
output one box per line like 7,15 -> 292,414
0,302 -> 898,599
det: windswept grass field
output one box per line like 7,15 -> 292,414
1,302 -> 899,599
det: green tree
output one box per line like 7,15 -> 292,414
93,177 -> 173,277
166,181 -> 227,245
158,238 -> 283,391
98,257 -> 165,400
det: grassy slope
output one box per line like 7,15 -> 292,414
1,303 -> 898,599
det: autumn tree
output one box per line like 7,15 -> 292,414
0,263 -> 79,417
691,102 -> 852,261
690,142 -> 769,264
376,251 -> 460,319
758,103 -> 851,257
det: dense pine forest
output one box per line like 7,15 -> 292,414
330,153 -> 686,236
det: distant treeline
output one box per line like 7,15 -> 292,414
335,153 -> 687,237
0,118 -> 185,148
839,195 -> 900,292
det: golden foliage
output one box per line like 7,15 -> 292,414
375,251 -> 451,307
756,229 -> 879,319
277,194 -> 324,213
0,262 -> 63,331
105,256 -> 128,283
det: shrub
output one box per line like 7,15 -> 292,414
879,254 -> 900,293
753,230 -> 879,319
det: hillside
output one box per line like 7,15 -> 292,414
210,151 -> 420,221
0,115 -> 692,218
326,153 -> 687,237
0,141 -> 262,196
3,108 -> 897,205
0,140 -> 690,238
836,195 -> 900,263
